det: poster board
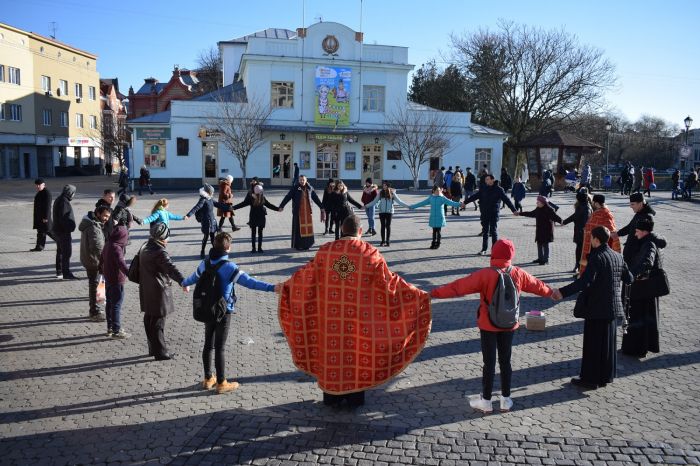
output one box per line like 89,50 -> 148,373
315,66 -> 351,126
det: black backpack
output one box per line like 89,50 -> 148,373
486,266 -> 521,329
192,259 -> 231,323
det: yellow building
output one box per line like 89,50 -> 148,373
0,22 -> 101,180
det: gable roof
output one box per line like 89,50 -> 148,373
221,28 -> 296,44
190,82 -> 247,102
514,130 -> 602,148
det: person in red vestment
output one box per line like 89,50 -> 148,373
278,215 -> 432,409
579,194 -> 621,276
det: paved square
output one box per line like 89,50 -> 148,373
1,177 -> 698,465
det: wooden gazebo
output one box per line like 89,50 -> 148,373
514,130 -> 602,191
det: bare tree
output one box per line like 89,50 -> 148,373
81,117 -> 129,170
446,20 -> 619,166
204,90 -> 272,189
381,102 -> 456,188
194,46 -> 222,95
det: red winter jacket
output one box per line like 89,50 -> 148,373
99,226 -> 129,285
430,258 -> 552,332
644,169 -> 654,190
361,186 -> 378,205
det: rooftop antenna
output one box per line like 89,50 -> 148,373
48,22 -> 58,40
314,14 -> 322,23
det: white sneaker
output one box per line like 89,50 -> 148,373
500,395 -> 513,412
477,250 -> 488,256
469,394 -> 493,413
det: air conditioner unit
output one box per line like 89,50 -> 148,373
57,89 -> 63,96
46,90 -> 54,97
77,97 -> 83,103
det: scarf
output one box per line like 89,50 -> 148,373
209,248 -> 228,261
299,187 -> 313,238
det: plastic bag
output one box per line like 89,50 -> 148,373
96,277 -> 105,304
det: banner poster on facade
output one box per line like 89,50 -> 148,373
315,66 -> 351,126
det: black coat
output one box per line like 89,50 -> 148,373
328,190 -> 363,222
464,183 -> 516,221
519,204 -> 562,243
464,172 -> 477,191
321,188 -> 334,211
96,198 -> 115,241
52,185 -> 76,235
630,232 -> 667,279
562,203 -> 592,244
118,170 -> 129,188
33,188 -> 53,231
232,194 -> 279,228
450,180 -> 463,200
138,238 -> 185,317
500,172 -> 513,190
279,184 -> 324,215
560,244 -> 633,320
187,195 -> 230,234
617,203 -> 656,266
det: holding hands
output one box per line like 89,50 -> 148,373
183,216 -> 189,220
550,289 -> 563,301
273,283 -> 283,294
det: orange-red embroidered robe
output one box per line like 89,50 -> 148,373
579,207 -> 621,276
278,238 -> 432,395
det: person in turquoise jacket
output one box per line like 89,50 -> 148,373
363,180 -> 410,246
142,198 -> 185,228
409,186 -> 461,249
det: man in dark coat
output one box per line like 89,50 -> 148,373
461,174 -> 518,255
552,226 -> 633,389
621,219 -> 667,357
96,189 -> 117,241
278,175 -> 326,250
79,206 -> 110,322
613,192 -> 656,266
293,162 -> 300,187
117,166 -> 129,196
31,179 -> 56,252
463,167 -> 478,210
139,223 -> 186,360
561,191 -> 592,274
52,184 -> 79,280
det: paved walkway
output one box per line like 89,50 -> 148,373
1,176 -> 698,465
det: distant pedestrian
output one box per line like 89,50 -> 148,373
552,226 -> 633,389
31,179 -> 56,252
444,166 -> 454,189
450,171 -> 463,215
185,184 -> 233,259
500,167 -> 513,201
231,184 -> 280,253
99,226 -> 131,339
321,179 -> 335,235
633,166 -> 643,194
433,166 -> 446,189
112,194 -> 143,252
625,163 -> 635,195
671,169 -> 681,200
139,223 -> 186,361
363,180 -> 410,246
79,205 -> 111,322
139,165 -> 156,196
510,177 -> 526,213
683,168 -> 697,200
561,192 -> 592,275
580,165 -> 592,191
293,162 -> 300,187
409,186 -> 462,249
105,160 -> 113,177
643,168 -> 654,197
361,178 -> 378,236
517,195 -> 562,265
117,167 -> 129,196
182,231 -> 280,393
431,239 -> 554,412
217,175 -> 240,233
463,167 -> 478,210
52,184 -> 79,280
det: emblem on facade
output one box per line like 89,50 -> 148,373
322,35 -> 339,56
331,255 -> 356,280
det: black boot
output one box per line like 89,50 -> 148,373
251,244 -> 257,254
429,241 -> 436,249
258,239 -> 264,253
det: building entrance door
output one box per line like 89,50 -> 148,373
315,143 -> 339,181
203,142 -> 218,185
271,142 -> 293,186
362,144 -> 383,186
74,147 -> 82,167
23,153 -> 30,178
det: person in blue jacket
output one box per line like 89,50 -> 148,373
408,186 -> 461,249
142,198 -> 186,229
184,184 -> 234,259
461,174 -> 518,255
363,180 -> 410,246
511,177 -> 527,213
182,231 -> 281,394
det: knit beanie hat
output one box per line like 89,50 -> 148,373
629,192 -> 644,203
254,185 -> 263,195
536,195 -> 548,205
35,178 -> 45,185
251,176 -> 259,183
593,194 -> 606,205
491,239 -> 515,261
226,175 -> 234,183
576,192 -> 589,204
150,222 -> 170,240
383,180 -> 392,187
636,219 -> 654,232
203,184 -> 214,196
366,177 -> 372,184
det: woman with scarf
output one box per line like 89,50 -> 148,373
329,180 -> 363,241
278,175 -> 326,250
231,184 -> 280,253
321,179 -> 336,235
363,181 -> 409,246
361,178 -> 379,236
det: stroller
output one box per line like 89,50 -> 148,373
565,177 -> 580,193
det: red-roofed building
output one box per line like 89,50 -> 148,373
127,65 -> 200,120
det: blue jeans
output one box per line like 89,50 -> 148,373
481,220 -> 498,251
480,329 -> 514,399
105,283 -> 125,333
537,242 -> 550,263
365,205 -> 376,230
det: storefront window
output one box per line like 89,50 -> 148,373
88,148 -> 95,166
527,148 -> 538,174
8,146 -> 20,178
59,147 -> 67,167
74,147 -> 81,167
144,140 -> 166,168
539,147 -> 558,172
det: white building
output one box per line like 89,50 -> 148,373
127,22 -> 508,189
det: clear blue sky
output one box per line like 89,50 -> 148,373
5,0 -> 699,130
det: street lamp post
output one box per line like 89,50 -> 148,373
683,116 -> 693,172
605,121 -> 612,177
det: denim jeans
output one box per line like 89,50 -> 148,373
203,312 -> 232,384
86,269 -> 103,315
105,283 -> 124,333
480,329 -> 514,399
537,242 -> 550,263
365,205 -> 376,230
481,220 -> 498,251
378,213 -> 392,242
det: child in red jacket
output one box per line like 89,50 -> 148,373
430,239 -> 553,413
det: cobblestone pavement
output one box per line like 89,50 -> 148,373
0,176 -> 698,465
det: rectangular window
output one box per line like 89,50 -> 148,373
363,85 -> 385,112
8,67 -> 20,85
89,86 -> 95,100
0,103 -> 4,120
75,113 -> 83,128
60,112 -> 68,127
118,120 -> 125,138
90,115 -> 97,129
177,137 -> 189,156
144,140 -> 166,168
75,83 -> 82,98
42,75 -> 51,92
104,116 -> 112,133
0,65 -> 4,82
60,80 -> 68,96
271,82 -> 294,108
9,104 -> 21,121
475,148 -> 492,173
43,109 -> 52,126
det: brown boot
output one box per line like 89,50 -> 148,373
215,380 -> 240,394
203,375 -> 216,390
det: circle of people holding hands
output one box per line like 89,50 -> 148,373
30,163 -> 668,409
